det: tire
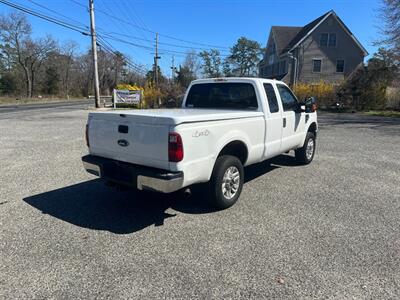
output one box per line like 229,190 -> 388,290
295,132 -> 316,165
207,155 -> 244,209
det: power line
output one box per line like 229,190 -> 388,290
0,0 -> 89,34
68,0 -> 87,9
99,39 -> 147,72
99,30 -> 230,53
69,0 -> 230,50
97,39 -> 147,76
97,36 -> 148,75
98,34 -> 230,57
1,0 -> 230,76
96,0 -> 147,61
26,0 -> 88,30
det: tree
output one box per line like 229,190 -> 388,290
59,41 -> 78,98
0,13 -> 57,97
0,72 -> 17,94
175,65 -> 194,88
199,49 -> 223,77
222,59 -> 233,77
43,66 -> 59,95
175,51 -> 199,87
182,50 -> 200,77
227,37 -> 262,76
146,65 -> 166,85
0,12 -> 31,96
339,48 -> 399,110
368,48 -> 399,84
376,0 -> 400,54
0,11 -> 147,99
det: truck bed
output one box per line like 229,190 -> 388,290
87,109 -> 263,170
92,109 -> 264,125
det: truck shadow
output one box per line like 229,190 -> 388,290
23,155 -> 293,234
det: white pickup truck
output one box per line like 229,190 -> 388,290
82,78 -> 318,209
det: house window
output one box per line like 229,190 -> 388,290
329,33 -> 337,47
336,59 -> 345,73
320,33 -> 328,46
313,59 -> 322,72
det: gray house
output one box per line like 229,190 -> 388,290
258,10 -> 368,85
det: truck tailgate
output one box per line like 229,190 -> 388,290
88,112 -> 170,170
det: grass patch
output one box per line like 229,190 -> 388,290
365,111 -> 400,118
0,97 -> 85,106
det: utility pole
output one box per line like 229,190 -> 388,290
153,33 -> 161,107
89,0 -> 101,108
171,55 -> 175,80
154,33 -> 160,87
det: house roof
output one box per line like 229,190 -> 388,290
270,10 -> 368,56
271,26 -> 302,54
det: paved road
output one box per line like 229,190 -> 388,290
0,100 -> 91,115
1,106 -> 399,299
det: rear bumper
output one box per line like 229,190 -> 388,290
82,155 -> 183,193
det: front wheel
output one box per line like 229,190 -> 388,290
295,132 -> 316,165
207,155 -> 244,209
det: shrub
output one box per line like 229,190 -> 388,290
293,81 -> 336,107
143,83 -> 163,108
386,87 -> 400,110
116,83 -> 142,91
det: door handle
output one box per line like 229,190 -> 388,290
283,117 -> 286,128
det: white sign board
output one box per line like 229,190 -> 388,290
113,89 -> 141,107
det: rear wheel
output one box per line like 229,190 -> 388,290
207,155 -> 244,209
295,132 -> 316,165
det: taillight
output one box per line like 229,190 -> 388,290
168,132 -> 183,162
85,124 -> 90,147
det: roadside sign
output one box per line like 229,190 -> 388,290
113,89 -> 142,108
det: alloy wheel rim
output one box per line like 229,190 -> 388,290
222,166 -> 240,200
306,139 -> 314,160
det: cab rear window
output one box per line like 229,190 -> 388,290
185,83 -> 258,110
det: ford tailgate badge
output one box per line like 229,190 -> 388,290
117,139 -> 129,147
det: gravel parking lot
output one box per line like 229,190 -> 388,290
1,105 -> 399,299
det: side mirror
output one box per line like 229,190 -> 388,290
295,102 -> 306,113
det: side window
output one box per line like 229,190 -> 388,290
313,59 -> 322,72
263,83 -> 279,113
277,84 -> 298,111
336,59 -> 345,73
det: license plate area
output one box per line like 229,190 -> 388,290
103,161 -> 135,183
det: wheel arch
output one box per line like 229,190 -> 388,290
307,122 -> 318,138
217,140 -> 249,165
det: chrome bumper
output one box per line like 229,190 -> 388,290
82,155 -> 184,193
137,175 -> 184,193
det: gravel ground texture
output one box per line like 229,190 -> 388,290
1,105 -> 399,299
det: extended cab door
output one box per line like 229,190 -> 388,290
275,84 -> 305,151
263,83 -> 283,158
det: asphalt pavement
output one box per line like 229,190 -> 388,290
1,104 -> 399,299
0,99 -> 91,115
